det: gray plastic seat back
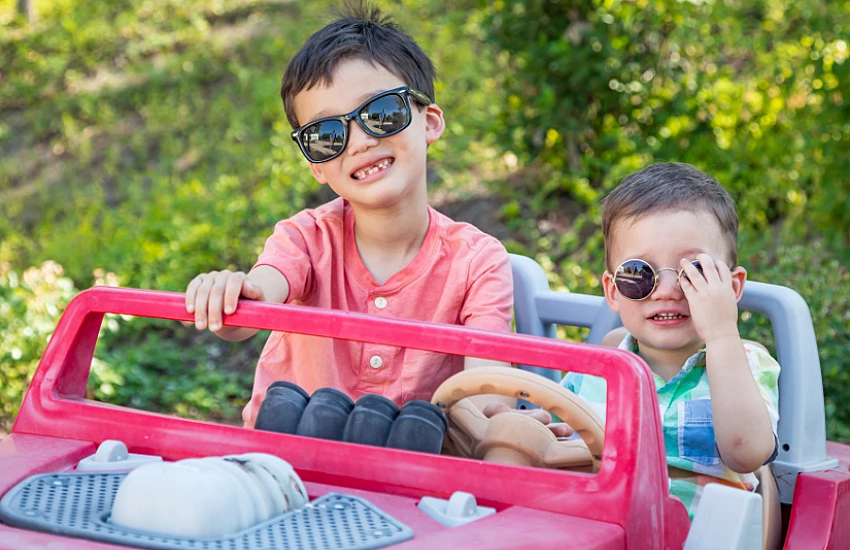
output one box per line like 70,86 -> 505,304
509,253 -> 837,504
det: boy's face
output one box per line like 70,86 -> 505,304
601,209 -> 746,355
292,58 -> 445,211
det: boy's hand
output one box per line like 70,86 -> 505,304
679,254 -> 740,345
185,270 -> 265,332
482,403 -> 574,438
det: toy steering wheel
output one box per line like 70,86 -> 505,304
431,366 -> 605,472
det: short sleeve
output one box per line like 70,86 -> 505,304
253,213 -> 318,303
744,343 -> 781,436
459,237 -> 513,333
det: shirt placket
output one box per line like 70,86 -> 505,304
359,291 -> 395,390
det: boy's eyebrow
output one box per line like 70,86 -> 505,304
308,89 -> 391,121
624,247 -> 708,265
679,247 -> 708,259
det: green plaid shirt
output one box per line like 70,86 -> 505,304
563,333 -> 780,519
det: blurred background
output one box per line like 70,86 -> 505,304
1,0 -> 848,439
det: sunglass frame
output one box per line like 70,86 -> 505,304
290,86 -> 433,164
613,258 -> 703,301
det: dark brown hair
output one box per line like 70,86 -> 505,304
280,1 -> 436,129
601,162 -> 739,269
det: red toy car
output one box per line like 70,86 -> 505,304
0,255 -> 847,549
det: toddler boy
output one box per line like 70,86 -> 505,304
564,162 -> 780,517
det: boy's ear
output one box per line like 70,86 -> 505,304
309,162 -> 329,185
730,265 -> 747,302
602,270 -> 621,313
424,104 -> 445,144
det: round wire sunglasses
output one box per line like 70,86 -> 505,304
290,86 -> 432,164
613,258 -> 704,301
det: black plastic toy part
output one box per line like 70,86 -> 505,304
255,383 -> 446,454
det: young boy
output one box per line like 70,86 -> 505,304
563,162 -> 780,518
184,3 -> 513,428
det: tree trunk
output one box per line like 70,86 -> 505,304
17,0 -> 34,23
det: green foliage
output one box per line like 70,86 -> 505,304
90,319 -> 260,424
0,262 -> 76,432
738,241 -> 850,442
472,0 -> 850,440
477,0 -> 850,254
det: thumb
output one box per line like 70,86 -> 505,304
241,280 -> 265,301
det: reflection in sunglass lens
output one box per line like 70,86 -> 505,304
361,94 -> 408,136
301,120 -> 346,162
615,259 -> 656,300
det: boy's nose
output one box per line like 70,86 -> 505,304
345,121 -> 380,156
652,269 -> 683,299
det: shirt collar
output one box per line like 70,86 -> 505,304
620,333 -> 706,391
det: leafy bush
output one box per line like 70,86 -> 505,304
477,0 -> 849,255
0,261 -> 77,432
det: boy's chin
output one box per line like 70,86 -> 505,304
639,331 -> 703,353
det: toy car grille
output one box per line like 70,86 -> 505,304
0,472 -> 413,550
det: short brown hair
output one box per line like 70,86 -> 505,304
601,162 -> 739,270
280,1 -> 436,129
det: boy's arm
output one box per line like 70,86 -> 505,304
601,327 -> 628,347
458,239 -> 515,406
680,256 -> 776,473
186,265 -> 289,341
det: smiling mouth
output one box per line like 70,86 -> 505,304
352,158 -> 393,180
649,313 -> 687,321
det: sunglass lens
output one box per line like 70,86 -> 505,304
360,93 -> 409,136
301,120 -> 345,162
615,260 -> 655,300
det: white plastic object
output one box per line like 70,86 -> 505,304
76,440 -> 162,471
109,453 -> 309,538
418,491 -> 496,528
111,460 -> 245,537
237,452 -> 309,509
684,484 -> 763,550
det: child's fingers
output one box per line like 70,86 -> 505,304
185,275 -> 204,313
680,258 -> 707,291
481,402 -> 511,418
695,253 -> 722,284
223,272 -> 246,315
714,259 -> 732,285
193,274 -> 216,330
241,279 -> 265,301
679,271 -> 695,297
548,422 -> 575,438
207,274 -> 229,331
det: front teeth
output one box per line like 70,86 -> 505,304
353,159 -> 392,180
652,313 -> 685,320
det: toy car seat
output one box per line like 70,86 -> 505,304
508,253 -> 838,549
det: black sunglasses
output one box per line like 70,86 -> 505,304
290,86 -> 432,164
613,259 -> 704,301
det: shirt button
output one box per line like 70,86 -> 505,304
374,296 -> 387,309
369,355 -> 383,369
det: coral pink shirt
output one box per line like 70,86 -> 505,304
242,198 -> 513,427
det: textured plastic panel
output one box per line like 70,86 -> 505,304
0,472 -> 413,550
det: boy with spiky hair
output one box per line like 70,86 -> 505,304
185,2 -> 514,427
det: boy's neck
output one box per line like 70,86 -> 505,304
351,199 -> 431,285
636,341 -> 704,382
